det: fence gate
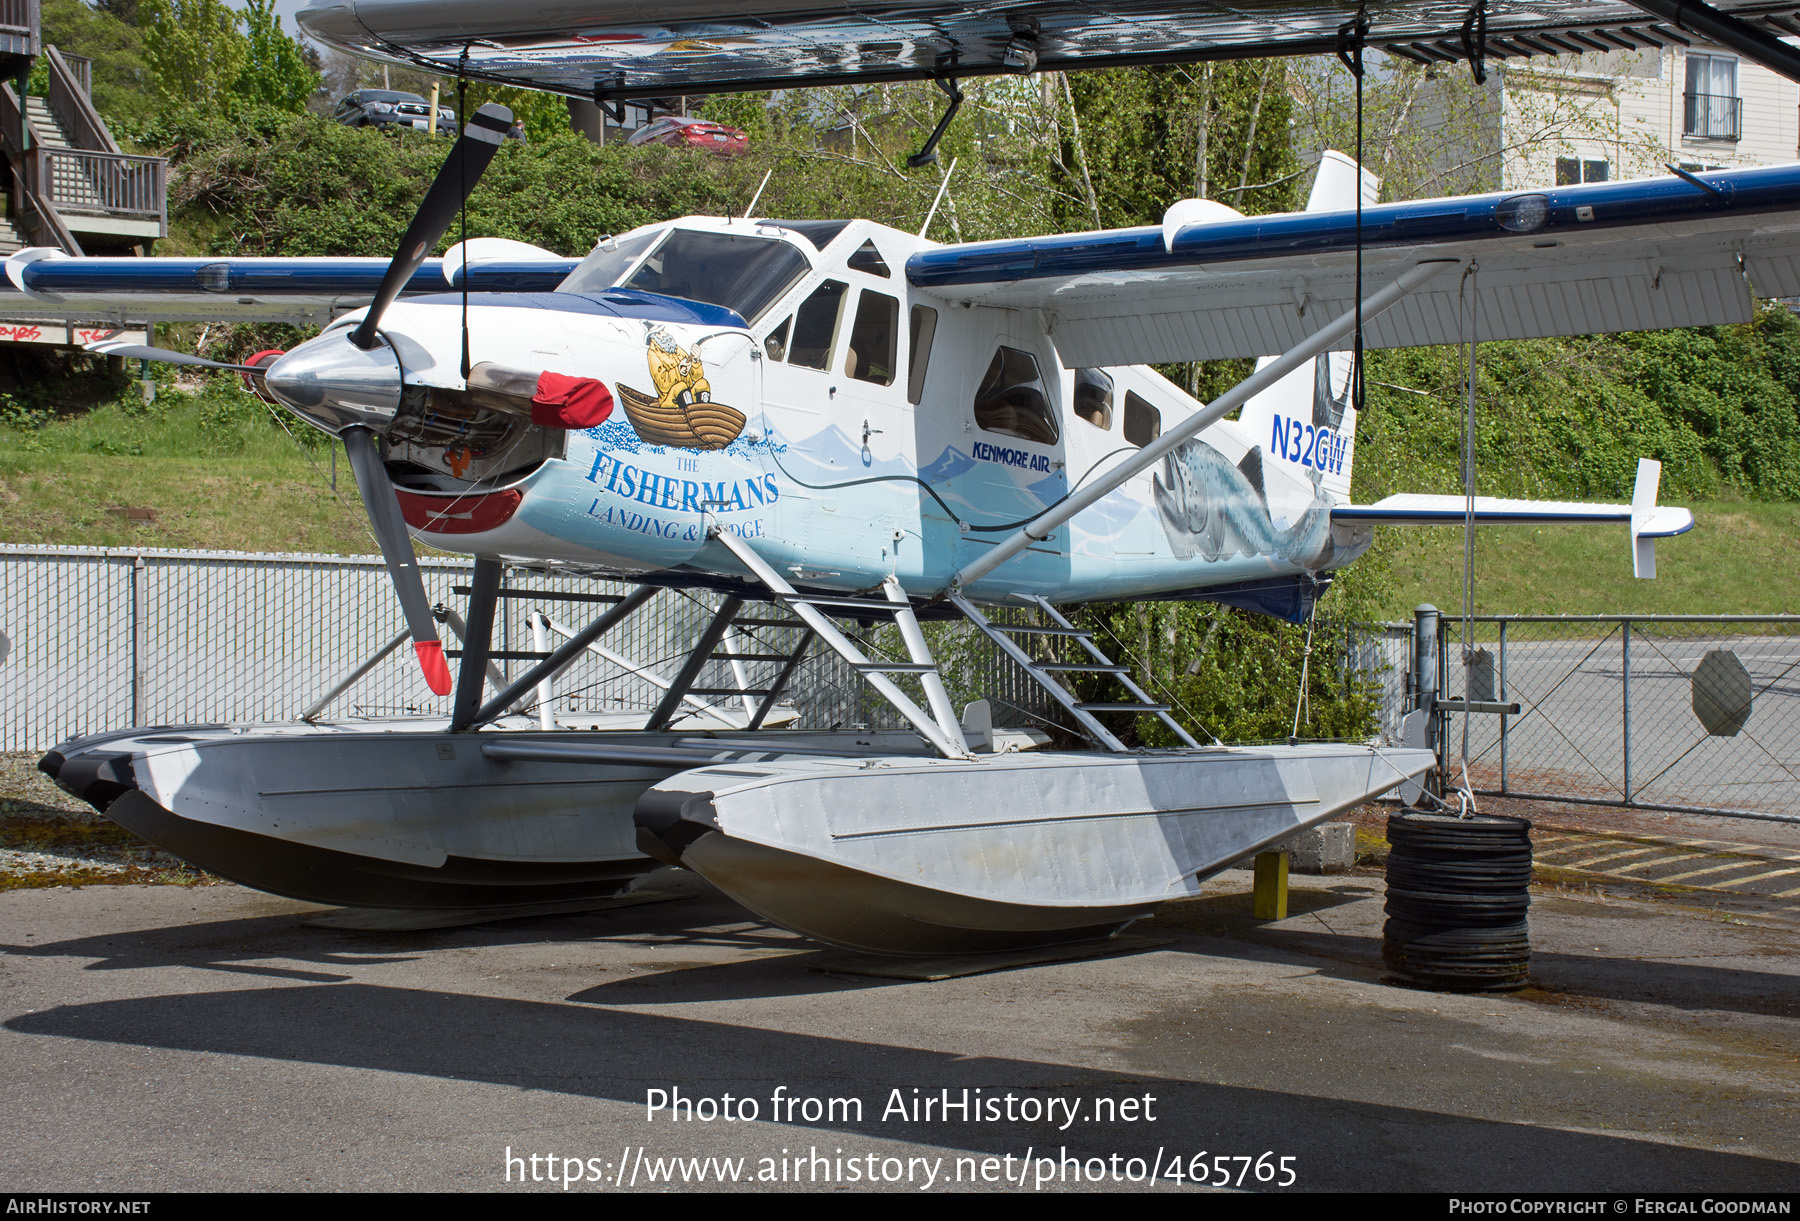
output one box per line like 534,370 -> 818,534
1434,615 -> 1800,823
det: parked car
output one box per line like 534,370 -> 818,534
333,90 -> 456,136
626,115 -> 748,155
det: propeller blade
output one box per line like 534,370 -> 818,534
350,102 -> 513,351
341,426 -> 452,696
84,340 -> 261,373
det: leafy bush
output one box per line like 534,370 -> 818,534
1355,304 -> 1800,504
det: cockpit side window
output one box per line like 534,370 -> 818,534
1073,369 -> 1114,430
788,280 -> 849,370
556,230 -> 658,296
846,239 -> 891,277
974,347 -> 1058,445
844,289 -> 899,385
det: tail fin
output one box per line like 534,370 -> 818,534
1234,151 -> 1380,505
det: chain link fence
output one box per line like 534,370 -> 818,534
16,545 -> 1788,824
1428,614 -> 1800,822
0,545 -> 1059,752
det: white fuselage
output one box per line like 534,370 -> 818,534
376,216 -> 1369,606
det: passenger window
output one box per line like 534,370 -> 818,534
788,280 -> 848,370
846,239 -> 891,277
974,347 -> 1058,445
1123,392 -> 1162,447
844,290 -> 899,385
764,317 -> 791,362
907,306 -> 937,405
1073,369 -> 1113,430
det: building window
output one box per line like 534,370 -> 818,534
1684,53 -> 1742,141
1555,158 -> 1611,185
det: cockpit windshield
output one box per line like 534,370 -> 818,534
557,230 -> 658,295
558,228 -> 809,323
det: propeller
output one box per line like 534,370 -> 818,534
84,339 -> 264,373
341,425 -> 451,694
88,102 -> 517,699
336,102 -> 514,698
337,99 -> 513,695
351,101 -> 513,351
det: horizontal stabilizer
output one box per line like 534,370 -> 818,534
1334,462 -> 1687,581
1332,494 -> 1693,537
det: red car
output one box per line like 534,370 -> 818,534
626,116 -> 748,155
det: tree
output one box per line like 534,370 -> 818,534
37,0 -> 154,125
1058,63 -> 1301,229
233,0 -> 320,114
141,0 -> 246,109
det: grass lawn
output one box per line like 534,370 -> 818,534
0,384 -> 379,555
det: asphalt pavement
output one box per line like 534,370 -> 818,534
2,864 -> 1797,1193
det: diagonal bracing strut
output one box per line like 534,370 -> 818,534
947,259 -> 1457,592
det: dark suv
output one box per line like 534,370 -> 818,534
333,90 -> 456,136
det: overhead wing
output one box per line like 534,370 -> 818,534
298,0 -> 1800,101
906,163 -> 1800,368
2,241 -> 579,325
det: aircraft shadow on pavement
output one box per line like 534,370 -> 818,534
0,892 -> 802,979
6,982 -> 1796,1191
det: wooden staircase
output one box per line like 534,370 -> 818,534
1,45 -> 166,253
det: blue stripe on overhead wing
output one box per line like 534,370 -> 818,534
17,257 -> 579,296
905,162 -> 1800,289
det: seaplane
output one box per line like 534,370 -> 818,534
28,0 -> 1800,951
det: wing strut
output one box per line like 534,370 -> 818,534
947,257 -> 1458,594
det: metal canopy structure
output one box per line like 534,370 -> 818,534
299,0 -> 1800,102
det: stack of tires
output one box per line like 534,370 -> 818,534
1383,809 -> 1533,992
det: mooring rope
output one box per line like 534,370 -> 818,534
1455,259 -> 1482,815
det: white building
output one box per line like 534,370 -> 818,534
1403,37 -> 1797,194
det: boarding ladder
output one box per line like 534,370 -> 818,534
948,593 -> 1199,753
708,529 -> 972,758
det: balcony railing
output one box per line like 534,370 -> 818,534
1684,92 -> 1743,142
0,0 -> 38,58
45,45 -> 118,156
34,147 -> 165,221
58,50 -> 88,95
